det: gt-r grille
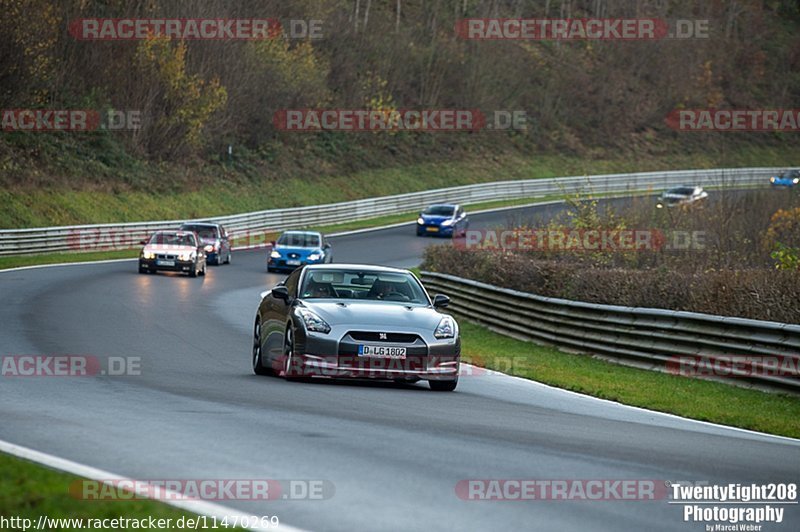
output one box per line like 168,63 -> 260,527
348,331 -> 420,343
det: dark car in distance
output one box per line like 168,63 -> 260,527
178,222 -> 231,265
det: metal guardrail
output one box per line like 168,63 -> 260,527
0,167 -> 779,256
421,271 -> 800,391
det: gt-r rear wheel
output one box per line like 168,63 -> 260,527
429,379 -> 458,392
252,319 -> 271,376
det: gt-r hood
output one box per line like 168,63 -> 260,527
301,300 -> 444,329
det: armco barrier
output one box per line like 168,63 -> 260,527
420,271 -> 800,391
0,167 -> 778,256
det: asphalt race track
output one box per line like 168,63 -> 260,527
1,198 -> 799,531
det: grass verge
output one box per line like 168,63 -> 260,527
458,321 -> 800,439
0,452 -> 246,531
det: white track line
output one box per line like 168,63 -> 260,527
0,439 -> 308,532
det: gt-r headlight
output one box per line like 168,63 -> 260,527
434,316 -> 455,339
179,251 -> 196,261
417,217 -> 425,225
270,250 -> 281,259
307,252 -> 322,261
441,219 -> 454,226
297,308 -> 331,334
141,250 -> 155,259
770,177 -> 776,183
794,178 -> 799,184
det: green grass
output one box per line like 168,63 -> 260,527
458,321 -> 800,439
0,453 -> 245,531
0,250 -> 137,271
2,144 -> 797,229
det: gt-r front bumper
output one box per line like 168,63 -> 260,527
286,328 -> 461,381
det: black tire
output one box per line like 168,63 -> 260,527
189,262 -> 198,277
138,266 -> 148,274
429,379 -> 458,392
252,319 -> 271,375
282,325 -> 301,380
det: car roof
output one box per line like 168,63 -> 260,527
180,221 -> 219,227
427,203 -> 457,207
303,263 -> 411,275
281,230 -> 322,237
155,230 -> 195,236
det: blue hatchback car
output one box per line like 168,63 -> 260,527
770,169 -> 799,188
416,204 -> 469,237
268,231 -> 332,272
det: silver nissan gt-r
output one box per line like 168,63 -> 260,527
252,264 -> 461,391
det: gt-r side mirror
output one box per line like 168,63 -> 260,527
433,294 -> 450,308
272,286 -> 289,301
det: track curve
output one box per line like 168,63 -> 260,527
1,199 -> 798,532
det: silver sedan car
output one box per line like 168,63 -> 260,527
252,264 -> 461,391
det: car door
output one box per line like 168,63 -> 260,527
264,268 -> 302,362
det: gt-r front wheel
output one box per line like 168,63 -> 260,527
252,319 -> 271,376
282,325 -> 301,381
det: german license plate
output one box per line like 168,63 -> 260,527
358,345 -> 407,359
287,260 -> 301,266
426,226 -> 439,232
156,260 -> 175,267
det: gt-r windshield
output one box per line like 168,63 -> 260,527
278,232 -> 320,248
300,269 -> 429,304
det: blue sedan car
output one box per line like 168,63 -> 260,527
416,204 -> 469,237
268,231 -> 332,272
770,170 -> 799,188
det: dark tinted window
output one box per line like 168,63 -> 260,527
285,268 -> 303,299
180,224 -> 219,239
